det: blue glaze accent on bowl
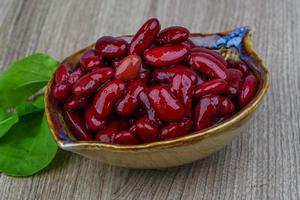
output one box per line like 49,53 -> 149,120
58,127 -> 75,143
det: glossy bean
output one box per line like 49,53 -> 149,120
115,55 -> 142,81
153,65 -> 197,83
85,106 -> 106,130
73,67 -> 114,97
219,97 -> 235,116
157,26 -> 189,45
93,79 -> 125,119
63,110 -> 93,140
227,68 -> 243,97
227,60 -> 248,75
132,116 -> 158,143
95,118 -> 128,143
80,49 -> 102,71
239,75 -> 258,106
144,45 -> 189,67
55,63 -> 71,84
129,18 -> 161,55
147,86 -> 185,122
116,80 -> 145,116
193,95 -> 220,131
159,124 -> 181,140
114,131 -> 139,144
64,95 -> 89,110
181,39 -> 195,49
189,52 -> 228,80
191,47 -> 227,67
95,36 -> 128,58
194,79 -> 228,98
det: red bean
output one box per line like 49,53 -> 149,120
159,124 -> 181,140
72,67 -> 114,97
114,131 -> 139,144
138,90 -> 159,122
227,68 -> 243,97
131,116 -> 158,143
189,52 -> 228,80
129,18 -> 161,55
193,95 -> 220,131
80,49 -> 102,71
63,110 -> 93,140
53,82 -> 73,101
191,47 -> 227,67
170,73 -> 194,116
144,45 -> 189,67
115,55 -> 142,81
67,68 -> 85,84
194,79 -> 228,98
85,106 -> 106,130
178,118 -> 193,136
239,75 -> 258,106
95,118 -> 128,143
64,95 -> 89,110
55,63 -> 71,84
116,80 -> 145,116
227,60 -> 248,75
95,36 -> 128,58
157,26 -> 189,45
219,97 -> 235,116
93,79 -> 125,119
147,86 -> 185,122
153,65 -> 197,83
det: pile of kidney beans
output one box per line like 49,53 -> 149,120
53,18 -> 258,145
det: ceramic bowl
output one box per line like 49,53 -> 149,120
45,27 -> 269,168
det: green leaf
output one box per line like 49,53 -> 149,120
0,108 -> 18,138
0,112 -> 58,176
0,53 -> 59,108
16,96 -> 45,116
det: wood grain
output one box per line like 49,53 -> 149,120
0,0 -> 299,199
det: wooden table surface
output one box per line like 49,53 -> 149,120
0,0 -> 299,199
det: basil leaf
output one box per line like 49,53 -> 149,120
16,96 -> 45,116
0,108 -> 18,138
0,112 -> 58,176
0,53 -> 59,108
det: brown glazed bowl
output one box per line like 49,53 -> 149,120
45,27 -> 269,168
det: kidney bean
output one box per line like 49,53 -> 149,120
219,97 -> 235,116
191,47 -> 227,67
55,63 -> 71,84
227,68 -> 243,97
67,68 -> 85,84
114,131 -> 139,144
64,95 -> 89,110
193,95 -> 220,131
239,75 -> 258,106
170,73 -> 194,116
72,67 -> 114,97
80,49 -> 102,71
115,55 -> 142,81
131,115 -> 158,143
153,65 -> 197,83
189,52 -> 228,80
63,110 -> 93,140
53,81 -> 72,102
95,118 -> 128,143
93,79 -> 125,119
95,36 -> 128,58
147,85 -> 185,122
85,106 -> 106,130
178,118 -> 193,135
194,79 -> 228,98
129,18 -> 161,55
181,39 -> 195,49
144,45 -> 189,67
138,90 -> 160,123
159,124 -> 181,140
116,80 -> 145,116
227,60 -> 248,75
157,26 -> 189,45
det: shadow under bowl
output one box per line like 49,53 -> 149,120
45,27 -> 269,168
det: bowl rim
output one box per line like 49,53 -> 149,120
45,29 -> 270,152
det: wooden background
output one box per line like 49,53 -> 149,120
0,0 -> 299,199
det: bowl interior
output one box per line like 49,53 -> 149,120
45,26 -> 269,151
